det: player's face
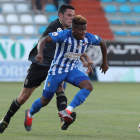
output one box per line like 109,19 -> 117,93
60,9 -> 75,29
72,24 -> 87,40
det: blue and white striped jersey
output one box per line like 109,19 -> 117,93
48,29 -> 101,75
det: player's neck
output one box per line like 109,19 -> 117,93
72,33 -> 79,40
59,19 -> 68,29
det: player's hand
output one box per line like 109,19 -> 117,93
82,61 -> 88,67
35,53 -> 43,65
99,62 -> 109,74
85,62 -> 94,74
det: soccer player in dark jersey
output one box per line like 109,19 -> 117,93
24,15 -> 108,130
0,4 -> 93,133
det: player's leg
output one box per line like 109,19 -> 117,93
24,96 -> 51,131
56,81 -> 76,130
56,81 -> 67,112
0,63 -> 48,133
0,87 -> 36,133
24,78 -> 54,131
24,73 -> 73,131
59,68 -> 93,118
67,79 -> 93,111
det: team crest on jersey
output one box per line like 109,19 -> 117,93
47,81 -> 50,87
83,43 -> 87,46
57,28 -> 62,32
76,44 -> 80,50
52,32 -> 58,36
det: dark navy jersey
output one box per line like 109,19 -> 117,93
28,18 -> 64,67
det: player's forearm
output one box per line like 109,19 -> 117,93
37,37 -> 46,54
81,53 -> 92,63
37,35 -> 53,54
100,39 -> 108,63
80,55 -> 86,63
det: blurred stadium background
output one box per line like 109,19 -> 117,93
0,0 -> 140,82
0,0 -> 140,139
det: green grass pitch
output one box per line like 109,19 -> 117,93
0,82 -> 140,140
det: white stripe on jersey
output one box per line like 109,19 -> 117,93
50,41 -> 66,75
70,38 -> 79,70
49,42 -> 59,75
43,75 -> 48,89
49,36 -> 91,75
64,37 -> 74,73
58,37 -> 71,74
73,38 -> 88,70
72,40 -> 83,69
83,38 -> 89,52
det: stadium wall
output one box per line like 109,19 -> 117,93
86,42 -> 140,82
0,40 -> 140,82
0,39 -> 37,82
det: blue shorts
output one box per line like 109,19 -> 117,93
42,68 -> 90,99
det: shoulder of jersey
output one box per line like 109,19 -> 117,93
86,32 -> 100,41
49,19 -> 63,29
85,32 -> 93,38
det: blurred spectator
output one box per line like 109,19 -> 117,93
53,0 -> 71,10
31,0 -> 46,14
52,0 -> 58,10
46,0 -> 58,10
64,0 -> 71,4
31,0 -> 71,14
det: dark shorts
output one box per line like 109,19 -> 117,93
23,63 -> 50,88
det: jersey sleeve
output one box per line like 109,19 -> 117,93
87,33 -> 101,45
48,30 -> 68,43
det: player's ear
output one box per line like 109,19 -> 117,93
72,27 -> 76,34
59,12 -> 63,19
72,28 -> 74,33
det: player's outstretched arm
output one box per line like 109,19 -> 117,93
36,35 -> 53,64
80,54 -> 87,67
98,38 -> 109,74
80,53 -> 94,74
80,53 -> 93,68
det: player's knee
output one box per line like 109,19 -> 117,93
85,81 -> 93,91
18,88 -> 34,104
79,80 -> 93,92
17,92 -> 30,104
56,84 -> 64,93
41,97 -> 51,106
80,81 -> 93,92
17,95 -> 28,104
86,84 -> 93,92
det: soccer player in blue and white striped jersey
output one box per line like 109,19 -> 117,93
25,15 -> 108,127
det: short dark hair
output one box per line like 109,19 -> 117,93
58,4 -> 75,15
72,15 -> 87,28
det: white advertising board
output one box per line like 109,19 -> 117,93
0,39 -> 37,61
96,66 -> 140,82
0,61 -> 31,82
0,39 -> 37,82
